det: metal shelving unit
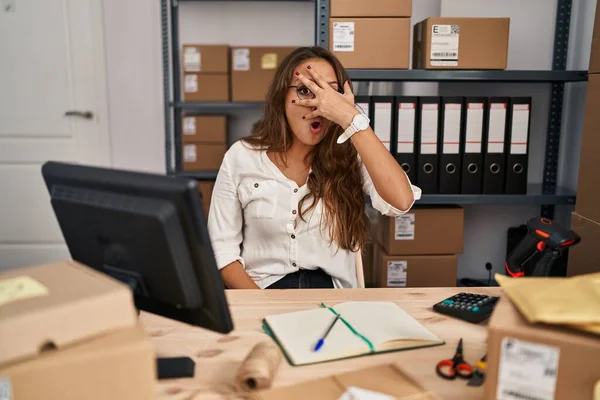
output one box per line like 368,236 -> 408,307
162,0 -> 586,212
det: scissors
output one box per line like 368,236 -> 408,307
436,338 -> 473,380
467,354 -> 487,387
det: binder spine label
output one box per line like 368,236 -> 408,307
387,261 -> 407,287
510,104 -> 530,154
420,104 -> 439,154
397,103 -> 415,153
465,103 -> 484,153
488,103 -> 507,153
443,103 -> 462,154
431,24 -> 459,67
333,22 -> 355,52
375,102 -> 392,151
394,214 -> 415,240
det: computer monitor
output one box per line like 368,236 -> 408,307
41,161 -> 233,335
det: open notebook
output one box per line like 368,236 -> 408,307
263,301 -> 445,366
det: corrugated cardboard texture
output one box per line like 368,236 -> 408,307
0,326 -> 156,400
182,115 -> 227,143
413,17 -> 509,70
485,297 -> 600,400
374,246 -> 457,288
574,74 -> 600,222
231,46 -> 296,102
329,18 -> 410,69
568,212 -> 600,277
182,73 -> 230,102
0,261 -> 137,367
377,205 -> 464,255
589,4 -> 600,73
330,0 -> 411,17
182,44 -> 230,73
182,143 -> 226,171
197,181 -> 214,217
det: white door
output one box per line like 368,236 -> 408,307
0,0 -> 111,270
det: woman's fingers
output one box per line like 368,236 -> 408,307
305,65 -> 330,90
302,109 -> 322,120
295,71 -> 321,94
292,99 -> 318,107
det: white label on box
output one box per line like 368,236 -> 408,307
496,337 -> 559,400
394,213 -> 415,240
431,24 -> 459,66
397,103 -> 415,153
420,104 -> 438,154
233,48 -> 250,71
510,104 -> 530,154
443,103 -> 461,154
488,103 -> 507,153
333,22 -> 355,52
338,386 -> 395,400
387,261 -> 407,287
184,74 -> 198,93
465,103 -> 484,153
374,102 -> 391,151
183,117 -> 196,135
184,47 -> 201,72
0,376 -> 13,400
183,144 -> 197,162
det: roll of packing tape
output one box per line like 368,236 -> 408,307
235,341 -> 283,392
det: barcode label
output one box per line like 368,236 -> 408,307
431,24 -> 459,66
333,22 -> 355,52
395,214 -> 415,240
387,261 -> 407,287
432,52 -> 458,58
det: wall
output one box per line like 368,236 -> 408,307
102,0 -> 166,173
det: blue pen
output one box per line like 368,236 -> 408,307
313,313 -> 341,352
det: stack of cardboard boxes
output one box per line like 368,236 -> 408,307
373,205 -> 463,288
567,5 -> 600,277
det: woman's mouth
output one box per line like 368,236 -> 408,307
309,119 -> 322,135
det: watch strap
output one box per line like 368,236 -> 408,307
337,124 -> 358,144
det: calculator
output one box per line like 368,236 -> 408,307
433,292 -> 500,324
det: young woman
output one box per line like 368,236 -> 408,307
207,46 -> 420,290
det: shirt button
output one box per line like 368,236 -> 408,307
293,188 -> 298,193
254,183 -> 259,188
292,263 -> 297,267
292,210 -> 297,215
291,234 -> 296,239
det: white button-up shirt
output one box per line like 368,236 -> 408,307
207,140 -> 421,289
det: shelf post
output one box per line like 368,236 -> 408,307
171,0 -> 183,173
541,0 -> 572,219
316,0 -> 329,48
161,0 -> 173,174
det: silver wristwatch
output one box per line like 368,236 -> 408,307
337,113 -> 370,144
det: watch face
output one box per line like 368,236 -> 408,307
354,114 -> 370,130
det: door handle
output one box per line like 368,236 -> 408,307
64,110 -> 94,120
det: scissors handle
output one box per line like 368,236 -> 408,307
436,359 -> 474,380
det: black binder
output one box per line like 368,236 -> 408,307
416,97 -> 441,194
394,96 -> 418,183
483,97 -> 509,194
461,98 -> 487,194
439,97 -> 464,194
372,96 -> 394,152
505,97 -> 532,194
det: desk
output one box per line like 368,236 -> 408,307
141,287 -> 503,400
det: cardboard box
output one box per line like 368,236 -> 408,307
413,17 -> 510,70
374,246 -> 457,288
0,260 -> 138,366
0,325 -> 156,400
574,74 -> 600,222
182,44 -> 229,73
485,297 -> 600,400
250,363 -> 437,400
329,18 -> 410,69
377,205 -> 464,255
231,46 -> 296,102
568,211 -> 600,277
0,261 -> 156,399
197,181 -> 214,217
182,115 -> 227,143
183,143 -> 226,171
330,0 -> 411,17
183,73 -> 229,102
589,3 -> 600,73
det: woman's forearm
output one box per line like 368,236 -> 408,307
351,127 -> 414,211
220,261 -> 260,289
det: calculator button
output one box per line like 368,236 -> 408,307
472,307 -> 480,312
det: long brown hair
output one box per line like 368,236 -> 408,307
242,46 -> 369,252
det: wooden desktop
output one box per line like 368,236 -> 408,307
141,287 -> 503,400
